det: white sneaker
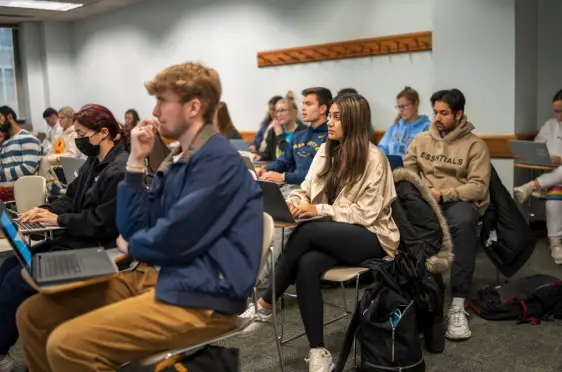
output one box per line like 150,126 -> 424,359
240,303 -> 272,333
446,305 -> 471,340
305,349 -> 334,372
0,354 -> 13,372
549,238 -> 562,264
514,182 -> 535,203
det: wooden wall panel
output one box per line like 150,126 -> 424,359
240,130 -> 537,159
257,32 -> 432,68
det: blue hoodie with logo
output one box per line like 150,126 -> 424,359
265,122 -> 328,185
378,115 -> 430,158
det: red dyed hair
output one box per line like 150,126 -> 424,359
74,104 -> 129,151
74,104 -> 121,138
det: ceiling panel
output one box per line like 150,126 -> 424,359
0,0 -> 148,25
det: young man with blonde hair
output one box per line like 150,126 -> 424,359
16,62 -> 263,372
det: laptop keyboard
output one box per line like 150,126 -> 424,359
14,220 -> 45,231
41,254 -> 83,278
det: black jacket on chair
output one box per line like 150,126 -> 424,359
40,142 -> 128,248
479,165 -> 536,277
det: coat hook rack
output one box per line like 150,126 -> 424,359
257,31 -> 432,68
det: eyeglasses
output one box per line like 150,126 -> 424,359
275,108 -> 290,114
395,104 -> 411,110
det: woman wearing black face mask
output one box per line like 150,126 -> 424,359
0,104 -> 129,366
18,103 -> 129,248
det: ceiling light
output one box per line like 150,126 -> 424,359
0,1 -> 83,11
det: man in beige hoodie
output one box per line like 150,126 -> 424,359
404,89 -> 491,341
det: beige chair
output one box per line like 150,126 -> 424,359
277,266 -> 368,344
123,213 -> 284,371
14,176 -> 47,213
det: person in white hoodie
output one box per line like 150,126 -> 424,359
41,107 -> 63,155
47,106 -> 82,164
515,89 -> 562,264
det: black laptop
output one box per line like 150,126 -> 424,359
258,181 -> 329,224
0,205 -> 118,286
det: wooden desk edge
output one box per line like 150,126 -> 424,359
274,222 -> 297,228
514,163 -> 556,171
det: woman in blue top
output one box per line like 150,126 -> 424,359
378,86 -> 430,158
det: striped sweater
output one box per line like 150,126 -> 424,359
0,130 -> 41,183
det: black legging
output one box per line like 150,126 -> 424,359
262,221 -> 386,348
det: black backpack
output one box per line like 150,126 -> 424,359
335,271 -> 425,372
469,274 -> 562,324
160,346 -> 240,372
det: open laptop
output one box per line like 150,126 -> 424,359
0,205 -> 118,286
508,140 -> 553,167
258,181 -> 328,224
0,202 -> 65,234
241,154 -> 257,173
59,157 -> 86,185
230,139 -> 250,152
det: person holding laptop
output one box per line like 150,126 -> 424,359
514,89 -> 562,263
242,93 -> 399,372
255,87 -> 332,286
16,62 -> 263,372
0,104 -> 128,371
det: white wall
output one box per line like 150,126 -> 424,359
432,0 -> 517,191
432,0 -> 516,134
42,22 -> 76,110
537,0 -> 562,127
514,0 -> 537,135
69,0 -> 434,130
18,22 -> 48,131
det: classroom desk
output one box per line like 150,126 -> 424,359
514,163 -> 556,171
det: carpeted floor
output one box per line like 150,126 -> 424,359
3,237 -> 562,372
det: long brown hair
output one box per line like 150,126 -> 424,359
318,94 -> 371,200
216,101 -> 237,136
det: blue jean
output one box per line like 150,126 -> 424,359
0,254 -> 36,354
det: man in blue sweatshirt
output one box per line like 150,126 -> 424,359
16,62 -> 263,372
255,87 -> 332,285
257,87 -> 332,185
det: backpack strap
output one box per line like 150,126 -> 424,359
334,303 -> 359,372
516,300 -> 541,325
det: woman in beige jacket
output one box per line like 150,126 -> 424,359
242,94 -> 400,372
47,106 -> 83,164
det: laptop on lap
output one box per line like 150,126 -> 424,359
508,140 -> 554,167
0,205 -> 118,286
258,181 -> 329,224
0,202 -> 65,234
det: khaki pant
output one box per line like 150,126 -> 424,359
16,265 -> 237,372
